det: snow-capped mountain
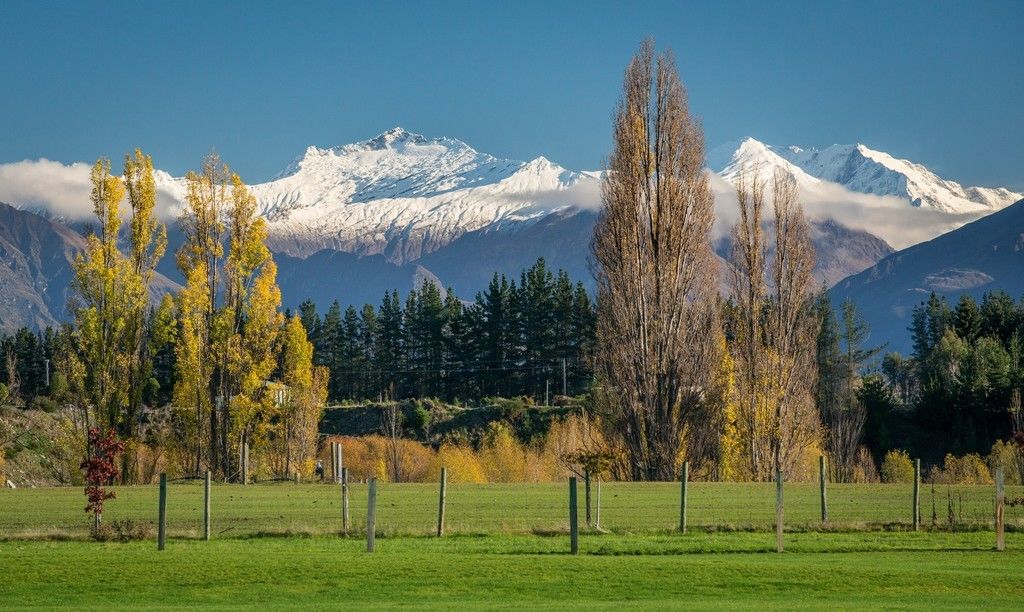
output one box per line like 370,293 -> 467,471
4,128 -> 1019,333
710,138 -> 1022,215
157,127 -> 599,263
779,144 -> 1021,214
709,137 -> 822,190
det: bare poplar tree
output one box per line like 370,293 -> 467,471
730,170 -> 819,480
592,39 -> 720,481
381,404 -> 404,482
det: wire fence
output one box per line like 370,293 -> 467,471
1,478 -> 1021,542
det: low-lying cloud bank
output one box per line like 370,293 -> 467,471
709,173 -> 978,250
0,158 -> 183,221
0,158 -> 983,250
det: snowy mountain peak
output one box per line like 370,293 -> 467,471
368,125 -> 419,146
365,126 -> 425,149
710,138 -> 1022,215
209,129 -> 602,262
711,137 -> 820,189
775,142 -> 1021,213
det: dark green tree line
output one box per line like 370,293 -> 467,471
299,258 -> 596,404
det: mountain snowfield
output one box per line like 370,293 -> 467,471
149,128 -> 1020,265
156,127 -> 599,263
710,137 -> 1022,215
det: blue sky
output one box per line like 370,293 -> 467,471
1,0 -> 1021,188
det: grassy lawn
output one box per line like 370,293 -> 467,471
1,534 -> 1022,609
2,481 -> 1021,539
2,483 -> 1021,609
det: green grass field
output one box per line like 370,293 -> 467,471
2,481 -> 1021,539
2,483 -> 1021,609
1,534 -> 1022,609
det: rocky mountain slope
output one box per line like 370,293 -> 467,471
0,202 -> 85,333
829,198 -> 1024,353
0,202 -> 177,334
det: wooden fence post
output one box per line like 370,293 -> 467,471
329,442 -> 336,484
913,458 -> 921,531
819,455 -> 828,524
679,461 -> 689,534
341,467 -> 350,535
335,442 -> 344,484
437,467 -> 447,537
775,467 -> 784,553
595,476 -> 602,530
996,467 -> 1005,551
366,477 -> 377,552
157,473 -> 167,551
568,476 -> 579,555
203,470 -> 211,541
584,470 -> 592,528
242,442 -> 249,486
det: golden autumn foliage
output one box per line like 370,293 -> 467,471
435,443 -> 487,483
932,453 -> 993,485
881,449 -> 915,483
172,153 -> 324,481
172,261 -> 214,475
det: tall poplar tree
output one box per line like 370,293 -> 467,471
592,40 -> 720,480
174,153 -> 283,478
72,152 -> 168,481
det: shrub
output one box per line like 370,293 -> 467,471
389,438 -> 436,482
328,435 -> 437,483
406,403 -> 431,436
0,383 -> 7,406
31,396 -> 58,413
478,422 -> 528,482
435,443 -> 486,483
880,449 -> 915,483
331,435 -> 388,482
93,519 -> 154,542
932,453 -> 992,485
987,440 -> 1022,485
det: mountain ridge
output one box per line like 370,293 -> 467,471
3,129 -> 1021,341
829,197 -> 1024,352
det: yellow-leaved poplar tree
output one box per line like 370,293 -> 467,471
275,315 -> 328,478
72,153 -> 167,478
175,153 -> 289,479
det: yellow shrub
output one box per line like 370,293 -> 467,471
325,435 -> 439,483
933,453 -> 992,485
329,435 -> 389,482
881,449 -> 914,483
390,438 -> 436,483
479,422 -> 528,482
435,444 -> 487,483
987,440 -> 1022,485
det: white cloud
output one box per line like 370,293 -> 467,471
0,158 -> 183,221
709,172 -> 978,250
0,158 -> 94,220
